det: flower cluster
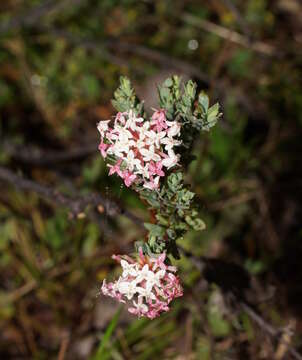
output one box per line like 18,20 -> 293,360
101,250 -> 183,319
97,109 -> 181,189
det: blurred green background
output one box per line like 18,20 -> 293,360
0,0 -> 302,359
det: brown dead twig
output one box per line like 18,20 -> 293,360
0,0 -> 87,36
57,332 -> 70,360
3,142 -> 97,167
0,166 -> 144,229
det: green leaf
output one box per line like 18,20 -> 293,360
158,76 -> 181,119
155,214 -> 169,226
208,310 -> 231,337
207,290 -> 231,337
144,223 -> 165,238
80,74 -> 100,100
134,241 -> 152,255
93,307 -> 122,359
198,91 -> 209,113
202,102 -> 221,131
163,78 -> 173,87
176,80 -> 197,122
111,76 -> 144,115
185,216 -> 206,231
167,172 -> 183,191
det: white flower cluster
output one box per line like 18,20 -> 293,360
97,109 -> 181,189
101,251 -> 183,319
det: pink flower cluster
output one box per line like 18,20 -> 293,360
101,250 -> 183,319
97,109 -> 181,189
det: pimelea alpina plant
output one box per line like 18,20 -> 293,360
98,76 -> 221,318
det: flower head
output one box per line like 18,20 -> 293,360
97,109 -> 181,189
101,250 -> 183,319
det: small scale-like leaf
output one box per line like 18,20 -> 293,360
198,91 -> 209,112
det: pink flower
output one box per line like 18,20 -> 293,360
151,109 -> 168,132
122,171 -> 137,187
108,159 -> 123,177
148,161 -> 165,177
98,141 -> 109,158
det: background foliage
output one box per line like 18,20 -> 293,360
0,0 -> 302,359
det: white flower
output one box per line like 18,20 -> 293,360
140,145 -> 161,162
161,137 -> 181,151
117,280 -> 139,300
121,260 -> 138,278
135,264 -> 152,282
137,121 -> 150,140
110,142 -> 127,158
162,150 -> 179,169
131,296 -> 148,313
131,264 -> 166,295
145,269 -> 166,292
124,110 -> 143,131
143,176 -> 160,190
116,125 -> 133,143
134,163 -> 150,179
136,264 -> 165,291
107,130 -> 119,142
97,120 -> 111,137
136,137 -> 147,151
145,130 -> 166,148
101,279 -> 110,296
136,286 -> 156,300
124,150 -> 142,171
167,122 -> 181,137
166,120 -> 177,127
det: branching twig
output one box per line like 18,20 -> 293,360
0,0 -> 87,36
239,302 -> 302,360
0,166 -> 144,228
183,13 -> 279,58
3,142 -> 97,166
